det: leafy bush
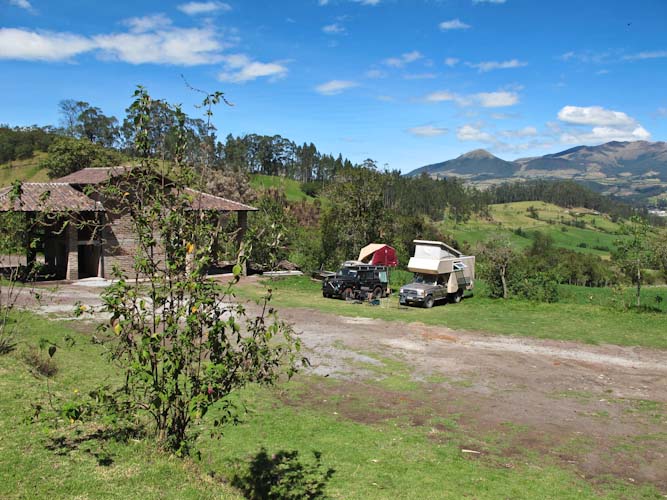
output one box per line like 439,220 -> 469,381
22,345 -> 58,377
510,271 -> 560,303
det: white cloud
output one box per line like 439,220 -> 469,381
425,90 -> 518,108
557,105 -> 635,127
322,23 -> 345,34
319,0 -> 329,4
473,0 -> 506,3
95,26 -> 225,65
365,68 -> 387,79
439,19 -> 471,30
444,57 -> 459,67
177,1 -> 231,15
467,59 -> 527,72
352,0 -> 381,5
315,79 -> 358,95
408,125 -> 448,137
501,126 -> 538,138
475,91 -> 519,107
457,124 -> 495,142
622,50 -> 667,61
0,28 -> 94,61
384,50 -> 423,68
8,0 -> 32,10
218,54 -> 288,83
123,14 -> 172,33
557,105 -> 651,144
403,72 -> 437,80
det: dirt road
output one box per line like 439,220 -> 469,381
17,280 -> 667,491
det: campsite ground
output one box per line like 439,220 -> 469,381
4,277 -> 666,498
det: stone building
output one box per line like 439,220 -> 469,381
0,166 -> 256,280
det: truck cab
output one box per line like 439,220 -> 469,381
322,262 -> 389,300
399,240 -> 474,308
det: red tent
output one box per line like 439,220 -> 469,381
358,243 -> 398,267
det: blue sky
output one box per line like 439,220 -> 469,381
1,0 -> 666,172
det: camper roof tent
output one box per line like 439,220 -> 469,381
412,240 -> 463,259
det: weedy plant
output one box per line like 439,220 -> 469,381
59,86 -> 305,456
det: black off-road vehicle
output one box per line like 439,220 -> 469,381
322,263 -> 389,300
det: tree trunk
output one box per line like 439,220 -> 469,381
500,267 -> 508,299
636,266 -> 641,308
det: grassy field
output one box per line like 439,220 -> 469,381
250,174 -> 316,203
237,276 -> 667,349
1,312 -> 663,499
446,201 -> 625,257
0,153 -> 49,187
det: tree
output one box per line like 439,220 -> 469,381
477,236 -> 517,299
40,136 -> 124,178
81,87 -> 303,455
58,99 -> 119,147
613,216 -> 653,307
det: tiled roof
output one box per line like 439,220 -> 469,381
184,188 -> 257,211
53,166 -> 134,184
0,183 -> 104,212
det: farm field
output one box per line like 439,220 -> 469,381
250,174 -> 317,203
0,153 -> 49,187
445,201 -> 625,257
1,282 -> 666,499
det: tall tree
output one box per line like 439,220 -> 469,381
613,216 -> 653,307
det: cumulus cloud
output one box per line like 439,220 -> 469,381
0,28 -> 94,61
444,57 -> 459,67
218,54 -> 288,83
475,91 -> 519,107
557,105 -> 651,144
408,125 -> 448,137
365,68 -> 387,79
123,14 -> 172,33
384,50 -> 423,68
439,19 -> 471,30
467,59 -> 527,72
95,26 -> 225,65
457,124 -> 495,142
315,79 -> 359,95
177,1 -> 231,15
322,23 -> 345,34
425,89 -> 519,108
501,126 -> 538,138
8,0 -> 32,10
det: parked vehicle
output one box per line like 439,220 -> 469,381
399,240 -> 475,308
322,262 -> 389,300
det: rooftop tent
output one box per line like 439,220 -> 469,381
357,244 -> 398,267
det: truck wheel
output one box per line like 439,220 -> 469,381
342,287 -> 354,300
372,286 -> 383,299
424,295 -> 434,309
449,290 -> 463,303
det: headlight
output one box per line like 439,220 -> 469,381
417,289 -> 425,297
399,288 -> 404,294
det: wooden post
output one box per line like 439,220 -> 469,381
237,211 -> 248,276
65,219 -> 78,281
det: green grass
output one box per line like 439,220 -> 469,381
0,152 -> 50,187
250,174 -> 315,202
1,312 -> 662,499
446,201 -> 625,257
240,276 -> 667,349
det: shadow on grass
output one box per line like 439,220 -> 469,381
230,447 -> 335,500
45,424 -> 145,466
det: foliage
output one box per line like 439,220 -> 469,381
0,125 -> 57,164
247,190 -> 295,271
509,270 -> 560,303
613,216 -> 654,307
58,99 -> 119,147
231,448 -> 334,500
40,136 -> 124,179
68,87 -> 303,455
476,236 -> 518,299
21,344 -> 58,378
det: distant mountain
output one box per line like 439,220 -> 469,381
408,149 -> 518,180
406,141 -> 667,198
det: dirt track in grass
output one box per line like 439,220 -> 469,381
15,279 -> 667,492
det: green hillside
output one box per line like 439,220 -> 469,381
0,152 -> 49,187
446,201 -> 624,257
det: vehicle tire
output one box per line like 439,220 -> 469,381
450,290 -> 463,304
372,286 -> 383,299
342,287 -> 354,300
424,295 -> 434,309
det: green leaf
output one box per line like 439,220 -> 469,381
48,345 -> 57,358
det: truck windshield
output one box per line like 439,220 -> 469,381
414,274 -> 437,285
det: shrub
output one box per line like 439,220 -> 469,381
22,345 -> 58,378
